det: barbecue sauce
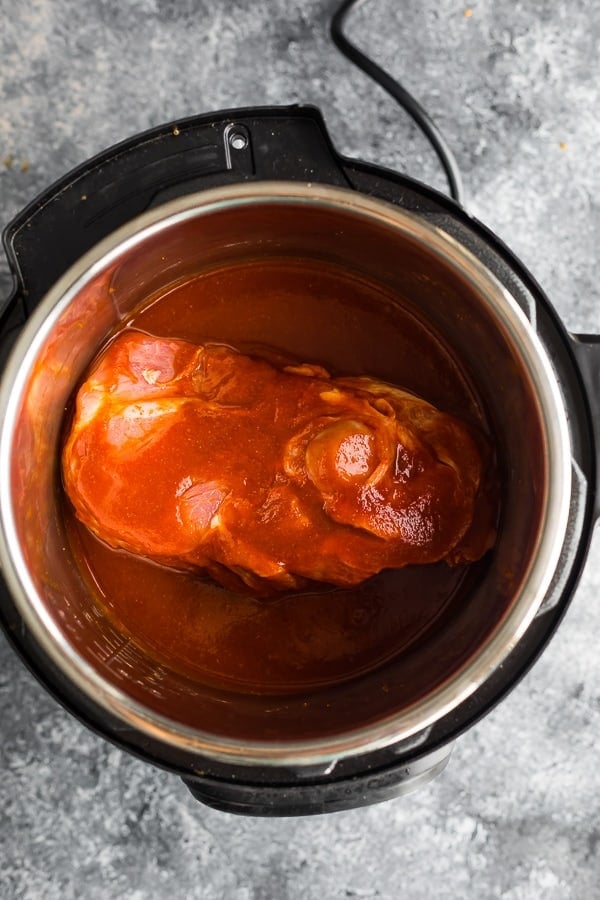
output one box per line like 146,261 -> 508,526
63,258 -> 495,692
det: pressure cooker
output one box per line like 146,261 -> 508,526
0,106 -> 598,815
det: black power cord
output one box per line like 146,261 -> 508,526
331,0 -> 465,205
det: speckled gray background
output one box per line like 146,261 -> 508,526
1,1 -> 599,898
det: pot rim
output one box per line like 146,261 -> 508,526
0,181 -> 572,766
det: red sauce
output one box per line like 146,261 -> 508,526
63,258 -> 495,693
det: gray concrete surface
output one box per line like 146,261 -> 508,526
1,1 -> 599,897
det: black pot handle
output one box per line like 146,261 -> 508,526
570,333 -> 600,519
1,103 -> 458,326
1,106 -> 351,316
0,286 -> 28,369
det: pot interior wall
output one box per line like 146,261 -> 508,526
8,197 -> 547,746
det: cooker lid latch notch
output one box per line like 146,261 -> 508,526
223,123 -> 254,176
571,333 -> 600,521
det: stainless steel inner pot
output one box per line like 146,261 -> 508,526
0,182 -> 571,767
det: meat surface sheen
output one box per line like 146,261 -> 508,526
62,331 -> 494,595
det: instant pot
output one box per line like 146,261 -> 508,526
0,106 -> 598,815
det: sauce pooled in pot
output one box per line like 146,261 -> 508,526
61,259 -> 497,691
